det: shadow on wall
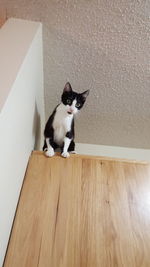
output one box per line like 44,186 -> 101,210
32,103 -> 42,150
0,7 -> 7,27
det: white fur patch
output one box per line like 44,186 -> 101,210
45,148 -> 55,157
63,137 -> 71,153
53,104 -> 73,145
45,138 -> 55,157
69,99 -> 78,114
61,152 -> 70,158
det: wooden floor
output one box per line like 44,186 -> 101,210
4,152 -> 150,267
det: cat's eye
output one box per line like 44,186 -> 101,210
67,99 -> 71,105
76,103 -> 80,108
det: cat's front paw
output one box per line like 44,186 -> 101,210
61,152 -> 70,158
45,148 -> 55,157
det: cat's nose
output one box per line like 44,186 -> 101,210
69,108 -> 74,113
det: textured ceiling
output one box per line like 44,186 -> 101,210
1,0 -> 150,148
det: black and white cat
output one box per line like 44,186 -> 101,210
43,82 -> 89,158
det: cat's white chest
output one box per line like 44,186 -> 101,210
53,110 -> 73,145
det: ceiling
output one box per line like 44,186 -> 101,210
1,0 -> 150,148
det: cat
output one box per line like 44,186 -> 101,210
43,82 -> 89,158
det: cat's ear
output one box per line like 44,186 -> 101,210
81,90 -> 90,100
63,82 -> 72,93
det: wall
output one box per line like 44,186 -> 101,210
0,7 -> 6,27
0,18 -> 44,266
76,143 -> 150,162
1,0 -> 150,149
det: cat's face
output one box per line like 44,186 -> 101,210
61,82 -> 89,115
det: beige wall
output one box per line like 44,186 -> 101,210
0,1 -> 150,149
0,7 -> 6,27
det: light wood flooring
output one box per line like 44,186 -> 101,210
4,151 -> 150,267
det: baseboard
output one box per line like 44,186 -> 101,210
76,143 -> 150,162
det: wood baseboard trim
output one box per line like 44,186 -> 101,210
33,150 -> 150,165
76,143 -> 150,163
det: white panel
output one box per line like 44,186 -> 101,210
0,19 -> 44,266
76,143 -> 150,162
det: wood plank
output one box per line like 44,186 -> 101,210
4,152 -> 150,267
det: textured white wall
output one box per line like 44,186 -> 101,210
0,18 -> 44,266
1,1 -> 150,148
